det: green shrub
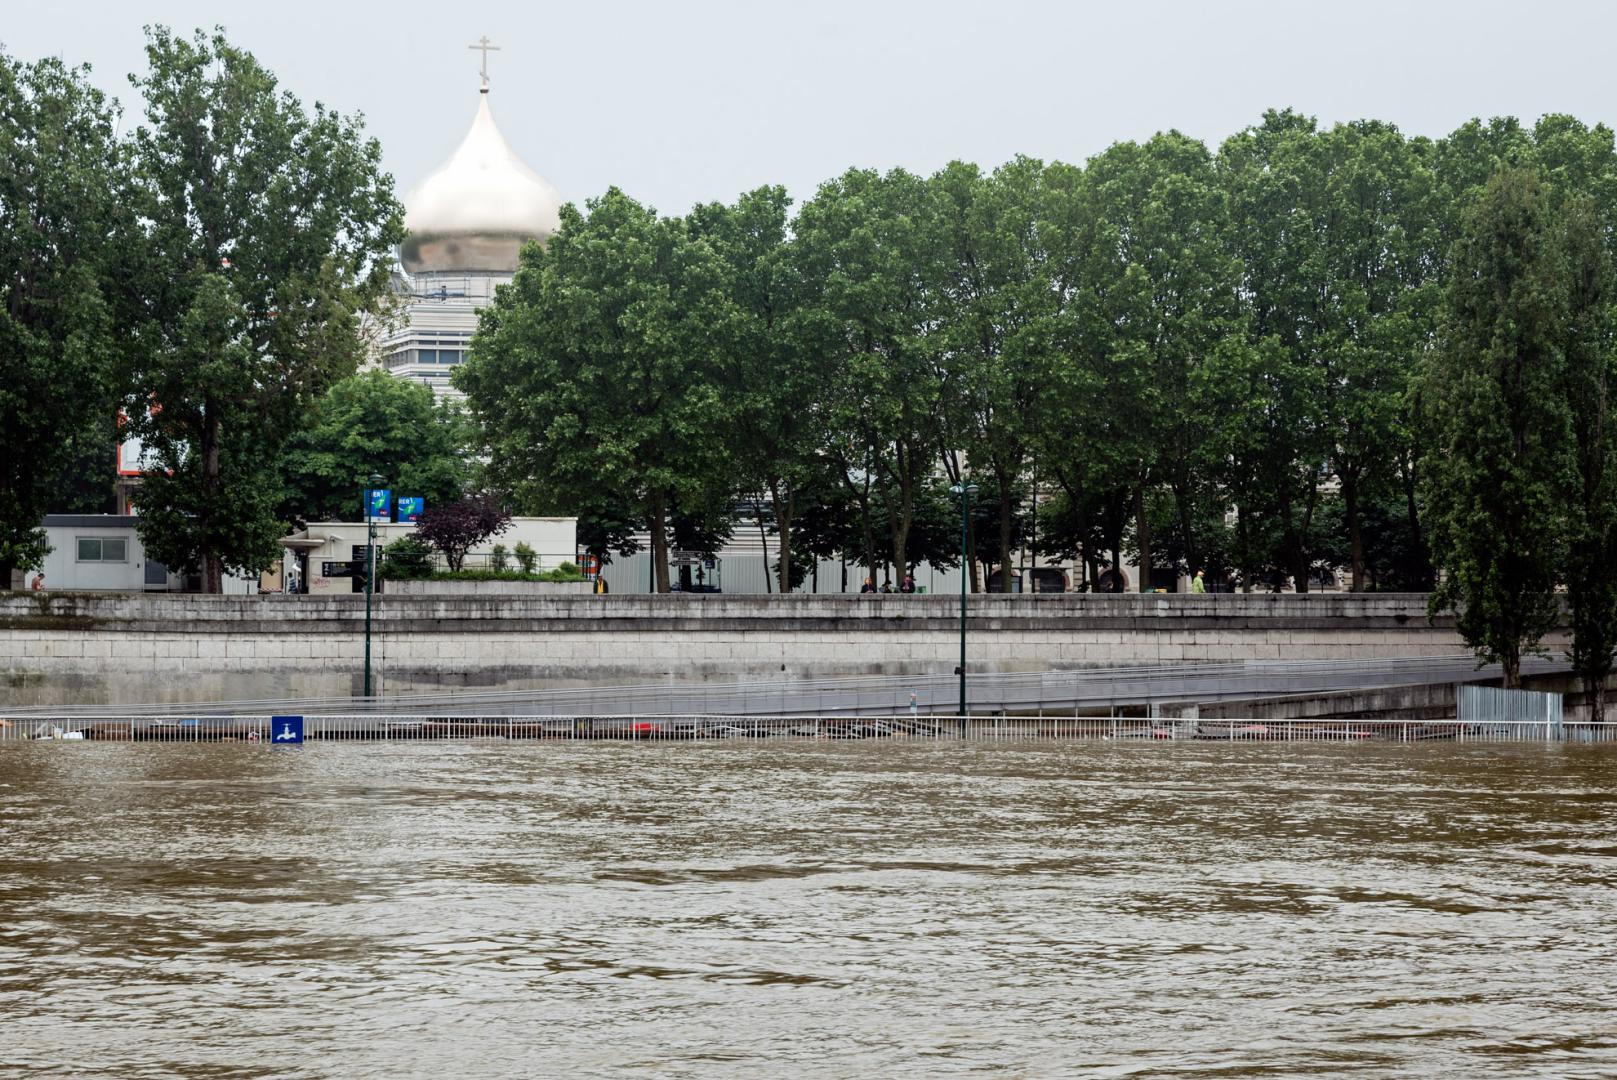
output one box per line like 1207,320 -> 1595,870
514,542 -> 537,574
490,543 -> 509,571
423,567 -> 586,583
381,535 -> 433,579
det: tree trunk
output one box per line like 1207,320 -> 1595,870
1134,481 -> 1152,593
889,449 -> 914,583
1236,504 -> 1251,593
1066,475 -> 1099,592
1586,675 -> 1605,723
754,497 -> 771,594
201,404 -> 223,594
1295,482 -> 1320,593
1173,480 -> 1197,577
1289,540 -> 1310,593
966,512 -> 979,593
767,479 -> 793,595
649,495 -> 670,594
861,510 -> 878,589
1502,648 -> 1521,690
1402,464 -> 1432,590
998,479 -> 1015,593
1344,468 -> 1365,592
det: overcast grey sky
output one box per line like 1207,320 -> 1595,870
5,0 -> 1614,216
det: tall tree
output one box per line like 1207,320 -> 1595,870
458,188 -> 733,592
794,168 -> 948,583
278,369 -> 472,522
1080,132 -> 1238,590
1311,122 -> 1444,591
1529,117 -> 1617,718
689,186 -> 832,593
935,156 -> 1062,591
0,52 -> 125,584
1031,160 -> 1133,590
125,27 -> 403,591
1218,111 -> 1335,591
1558,193 -> 1617,719
1424,168 -> 1575,687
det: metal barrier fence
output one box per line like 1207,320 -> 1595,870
3,715 -> 1614,744
1458,684 -> 1564,727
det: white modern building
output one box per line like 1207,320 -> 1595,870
32,516 -> 257,594
378,50 -> 562,397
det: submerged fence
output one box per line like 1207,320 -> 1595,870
3,714 -> 1613,744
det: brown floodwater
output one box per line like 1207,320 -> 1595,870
1,741 -> 1614,1078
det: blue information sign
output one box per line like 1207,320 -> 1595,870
366,488 -> 391,523
270,715 -> 304,745
396,496 -> 424,523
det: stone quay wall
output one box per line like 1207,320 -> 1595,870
0,591 -> 1522,707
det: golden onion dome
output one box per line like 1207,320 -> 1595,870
398,90 -> 562,274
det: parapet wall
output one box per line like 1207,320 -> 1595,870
0,591 -> 1522,707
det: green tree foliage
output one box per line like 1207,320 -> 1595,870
794,168 -> 948,583
0,52 -> 126,583
1424,168 -> 1576,687
457,188 -> 732,592
688,186 -> 831,593
1558,194 -> 1617,718
935,156 -> 1068,592
1081,132 -> 1239,591
124,28 -> 403,591
379,534 -> 432,580
279,370 -> 471,522
1028,160 -> 1127,591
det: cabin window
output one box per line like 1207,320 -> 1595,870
76,536 -> 128,563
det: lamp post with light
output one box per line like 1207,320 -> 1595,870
949,481 -> 979,724
363,473 -> 384,698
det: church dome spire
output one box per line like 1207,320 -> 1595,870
398,58 -> 562,275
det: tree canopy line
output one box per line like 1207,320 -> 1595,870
458,113 -> 1617,702
4,33 -> 1617,703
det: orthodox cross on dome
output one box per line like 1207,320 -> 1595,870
469,35 -> 501,90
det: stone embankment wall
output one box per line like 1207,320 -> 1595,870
0,591 -> 1516,707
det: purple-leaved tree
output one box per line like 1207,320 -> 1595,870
415,495 -> 512,571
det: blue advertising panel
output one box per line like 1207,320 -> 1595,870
366,488 -> 391,524
396,496 -> 424,523
270,715 -> 304,744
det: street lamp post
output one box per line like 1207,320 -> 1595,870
950,482 -> 979,726
363,473 -> 384,698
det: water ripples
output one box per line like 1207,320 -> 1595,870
1,741 -> 1614,1077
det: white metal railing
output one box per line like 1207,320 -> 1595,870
3,715 -> 1612,744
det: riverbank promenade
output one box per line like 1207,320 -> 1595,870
1,591 -> 1521,708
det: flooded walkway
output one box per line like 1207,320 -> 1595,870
1,741 -> 1614,1076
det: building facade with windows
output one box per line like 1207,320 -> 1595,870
377,62 -> 562,398
33,516 -> 256,593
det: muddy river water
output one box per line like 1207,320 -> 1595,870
1,741 -> 1614,1077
